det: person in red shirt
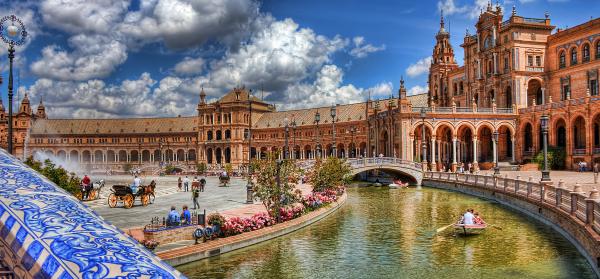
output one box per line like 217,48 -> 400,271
82,175 -> 91,200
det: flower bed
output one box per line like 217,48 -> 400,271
219,187 -> 345,237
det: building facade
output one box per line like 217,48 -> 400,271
0,8 -> 598,173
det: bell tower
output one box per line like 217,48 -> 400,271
428,13 -> 458,107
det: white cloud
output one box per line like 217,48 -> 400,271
40,0 -> 130,34
349,36 -> 385,58
174,57 -> 205,75
437,0 -> 491,19
30,34 -> 128,81
406,57 -> 432,78
408,85 -> 428,96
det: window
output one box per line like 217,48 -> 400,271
583,44 -> 590,62
504,57 -> 509,71
559,51 -> 566,68
562,85 -> 570,100
591,80 -> 598,96
596,41 -> 600,59
527,55 -> 533,66
535,56 -> 541,66
503,35 -> 508,43
571,48 -> 577,65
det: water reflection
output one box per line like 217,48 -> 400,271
178,187 -> 595,279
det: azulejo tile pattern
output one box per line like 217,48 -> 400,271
0,149 -> 185,278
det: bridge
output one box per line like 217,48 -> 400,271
299,157 -> 424,185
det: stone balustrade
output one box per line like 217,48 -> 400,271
424,172 -> 600,277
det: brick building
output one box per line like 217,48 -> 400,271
0,7 -> 598,173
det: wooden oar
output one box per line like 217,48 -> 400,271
436,223 -> 456,233
488,224 -> 502,230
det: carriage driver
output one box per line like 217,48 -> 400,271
81,174 -> 91,200
131,175 -> 142,194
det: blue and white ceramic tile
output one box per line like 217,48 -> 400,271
0,149 -> 185,278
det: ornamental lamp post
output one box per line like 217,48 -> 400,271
283,117 -> 289,160
314,111 -> 321,158
330,105 -> 337,158
493,130 -> 500,176
0,15 -> 27,155
350,126 -> 356,158
291,119 -> 297,159
541,114 -> 551,182
420,108 -> 427,170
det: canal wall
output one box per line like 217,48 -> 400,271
157,191 -> 347,266
423,172 -> 600,278
0,150 -> 183,278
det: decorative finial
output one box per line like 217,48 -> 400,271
512,5 -> 516,17
545,11 -> 549,19
465,28 -> 470,37
487,1 -> 492,11
400,76 -> 405,87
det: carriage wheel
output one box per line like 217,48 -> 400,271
123,194 -> 134,208
149,193 -> 155,204
108,194 -> 117,208
88,190 -> 96,200
76,192 -> 83,201
141,194 -> 150,206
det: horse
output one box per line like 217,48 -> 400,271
144,180 -> 157,203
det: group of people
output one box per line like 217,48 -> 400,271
178,176 -> 206,192
458,209 -> 485,225
166,205 -> 193,226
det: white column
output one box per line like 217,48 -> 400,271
492,136 -> 497,164
437,140 -> 442,163
431,138 -> 436,169
452,138 -> 458,164
473,137 -> 478,163
493,53 -> 498,74
511,137 -> 516,162
409,137 -> 414,162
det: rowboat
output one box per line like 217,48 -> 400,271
389,179 -> 408,189
454,223 -> 487,235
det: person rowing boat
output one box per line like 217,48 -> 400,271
456,208 -> 486,235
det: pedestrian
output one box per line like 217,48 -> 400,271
192,185 -> 200,209
594,162 -> 599,184
177,177 -> 182,192
200,176 -> 206,192
181,205 -> 191,225
183,176 -> 190,192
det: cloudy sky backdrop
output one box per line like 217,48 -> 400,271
0,0 -> 597,118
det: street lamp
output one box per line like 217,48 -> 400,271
541,114 -> 551,182
0,15 -> 27,155
291,119 -> 297,159
138,142 -> 142,167
284,117 -> 289,160
330,105 -> 337,158
493,130 -> 500,176
314,111 -> 321,158
420,108 -> 427,168
349,126 -> 357,158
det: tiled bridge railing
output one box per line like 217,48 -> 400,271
0,149 -> 184,278
424,172 -> 600,276
424,172 -> 600,236
297,157 -> 422,172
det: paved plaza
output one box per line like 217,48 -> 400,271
89,175 -> 251,229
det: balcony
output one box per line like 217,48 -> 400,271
525,66 -> 544,72
573,148 -> 586,156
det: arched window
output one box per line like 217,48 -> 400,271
559,51 -> 566,68
583,43 -> 590,62
483,36 -> 491,49
224,129 -> 231,139
207,131 -> 213,140
216,130 -> 222,140
570,48 -> 577,65
596,41 -> 600,59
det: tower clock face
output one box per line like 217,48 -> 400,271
0,15 -> 27,46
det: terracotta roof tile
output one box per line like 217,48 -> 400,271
407,93 -> 429,107
253,103 -> 367,129
30,116 -> 197,135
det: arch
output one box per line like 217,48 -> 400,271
224,147 -> 231,163
582,43 -> 591,62
142,150 -> 151,162
522,122 -> 534,157
82,150 -> 92,163
559,50 -> 566,68
216,130 -> 222,140
118,150 -> 127,162
69,150 -> 79,163
476,121 -> 495,136
207,131 -> 213,141
497,125 -> 513,162
165,149 -> 174,162
224,129 -> 231,140
570,46 -> 578,65
215,147 -> 222,164
337,143 -> 345,158
504,86 -> 512,108
554,118 -> 567,148
57,150 -> 67,161
436,124 -> 454,170
153,150 -> 161,162
495,122 -> 515,136
293,145 -> 301,160
131,150 -> 139,162
477,125 -> 493,163
410,121 -> 434,136
455,122 -> 476,136
260,147 -> 268,159
206,148 -> 213,164
188,149 -> 197,161
304,145 -> 312,159
457,124 -> 474,164
594,114 -> 600,151
434,122 -> 456,137
526,78 -> 543,106
413,123 -> 433,163
94,150 -> 104,162
380,130 -> 389,157
176,149 -> 185,161
107,150 -> 116,162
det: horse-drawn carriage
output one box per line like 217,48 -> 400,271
108,181 -> 156,208
218,174 -> 230,187
76,180 -> 105,201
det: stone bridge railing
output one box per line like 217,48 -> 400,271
298,157 -> 422,171
424,172 -> 600,276
0,150 -> 183,278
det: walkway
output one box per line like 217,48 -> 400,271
479,170 -> 600,193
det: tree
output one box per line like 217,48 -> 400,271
123,163 -> 133,172
196,162 -> 207,175
309,157 -> 352,192
224,163 -> 233,174
24,157 -> 81,195
251,155 -> 301,221
533,146 -> 566,170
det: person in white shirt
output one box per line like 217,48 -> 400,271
462,209 -> 475,225
131,175 -> 142,194
183,176 -> 190,192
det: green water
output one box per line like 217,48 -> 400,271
177,187 -> 596,279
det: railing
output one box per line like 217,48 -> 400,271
410,106 -> 513,115
496,108 -> 513,114
297,157 -> 423,172
594,148 -> 600,154
573,149 -> 586,156
519,95 -> 600,114
522,17 -> 547,24
525,66 -> 544,72
424,172 -> 600,237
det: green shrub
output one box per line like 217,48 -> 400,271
533,146 -> 566,170
309,157 -> 352,192
24,157 -> 81,195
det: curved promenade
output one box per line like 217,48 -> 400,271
423,172 -> 600,277
157,191 -> 347,267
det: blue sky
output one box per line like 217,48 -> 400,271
0,0 -> 598,118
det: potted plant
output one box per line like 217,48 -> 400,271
141,239 -> 159,251
207,213 -> 226,235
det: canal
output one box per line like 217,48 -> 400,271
177,187 -> 596,278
